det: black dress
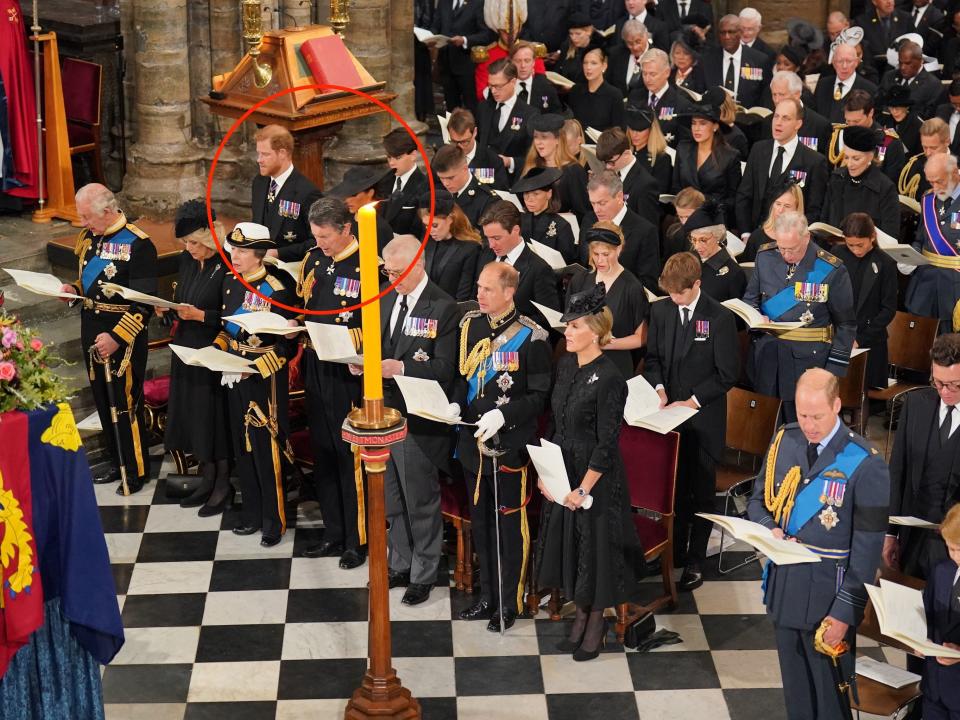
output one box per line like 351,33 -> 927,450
164,251 -> 231,462
635,147 -> 672,193
700,248 -> 747,302
742,226 -> 773,263
535,353 -> 643,608
567,81 -> 625,132
671,142 -> 742,232
552,162 -> 592,219
568,269 -> 649,379
423,236 -> 481,302
820,165 -> 901,239
521,211 -> 578,265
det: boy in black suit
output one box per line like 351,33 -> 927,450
379,127 -> 428,238
434,144 -> 498,228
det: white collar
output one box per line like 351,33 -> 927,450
271,163 -> 295,192
651,82 -> 669,100
815,417 -> 843,454
612,203 -> 629,226
497,91 -> 519,115
619,154 -> 637,180
394,165 -> 417,192
678,289 -> 701,317
776,134 -> 800,156
724,46 -> 743,63
465,143 -> 477,163
836,72 -> 856,88
631,10 -> 647,21
455,175 -> 473,196
501,240 -> 525,265
397,273 -> 429,310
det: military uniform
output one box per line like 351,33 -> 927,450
455,176 -> 498,229
454,306 -> 552,618
827,124 -> 907,186
72,212 -> 158,493
905,189 -> 960,332
748,421 -> 890,720
898,152 -> 931,204
297,240 -> 367,556
213,263 -> 295,542
744,242 -> 856,421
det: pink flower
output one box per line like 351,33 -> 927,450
1,329 -> 16,348
30,338 -> 43,352
0,362 -> 16,381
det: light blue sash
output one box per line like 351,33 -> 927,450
760,257 -> 834,321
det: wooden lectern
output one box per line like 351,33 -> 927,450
201,26 -> 396,189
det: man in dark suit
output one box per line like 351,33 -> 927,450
879,40 -> 946,119
378,127 -> 428,239
595,127 -> 659,226
251,124 -> 323,263
433,144 -> 498,228
613,0 -> 669,51
520,0 -> 585,52
812,43 -> 879,122
911,0 -> 945,56
579,170 -> 661,291
644,252 -> 739,591
761,71 -> 833,155
701,15 -> 769,109
377,236 -> 459,607
476,59 -> 538,182
934,79 -> 960,155
446,109 -> 511,191
606,19 -> 651,96
654,0 -> 714,36
634,48 -> 687,143
429,0 -> 495,112
854,0 -> 914,75
736,98 -> 830,233
919,514 -> 960,718
739,7 -> 777,72
474,201 -> 560,328
510,41 -> 564,114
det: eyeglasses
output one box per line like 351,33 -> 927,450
932,377 -> 960,393
380,268 -> 405,279
450,137 -> 473,147
488,80 -> 513,91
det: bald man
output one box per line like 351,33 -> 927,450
748,368 -> 889,720
879,41 -> 943,119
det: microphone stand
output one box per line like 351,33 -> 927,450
31,0 -> 45,213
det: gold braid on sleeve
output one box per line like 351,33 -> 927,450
458,318 -> 492,399
764,428 -> 803,529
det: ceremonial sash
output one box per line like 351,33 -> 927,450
760,258 -> 834,321
81,230 -> 134,293
224,280 -> 274,338
466,325 -> 530,403
785,441 -> 869,536
922,193 -> 959,258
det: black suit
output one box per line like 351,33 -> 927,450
643,293 -> 739,567
812,73 -> 878,123
745,38 -> 777,73
914,3 -> 945,56
467,144 -> 511,191
935,103 -> 960,155
879,68 -> 945,119
473,247 -> 560,329
620,157 -> 660,227
701,45 -> 769,109
578,208 -> 661,292
605,45 -> 647,97
735,139 -> 830,231
758,107 -> 832,157
454,175 -> 498,228
251,168 -> 323,262
628,83 -> 689,144
431,0 -> 495,112
653,0 -> 714,35
476,97 -> 538,178
379,168 -> 429,238
423,237 -> 481,302
612,13 -> 670,50
854,8 -> 915,73
520,0 -> 587,51
517,74 -> 564,115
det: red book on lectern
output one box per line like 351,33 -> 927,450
300,36 -> 364,88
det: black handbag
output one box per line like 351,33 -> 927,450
622,610 -> 657,649
164,473 -> 204,500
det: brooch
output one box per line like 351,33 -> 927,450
339,310 -> 353,322
717,266 -> 729,276
284,231 -> 296,242
819,506 -> 839,530
326,263 -> 336,275
413,348 -> 430,362
497,372 -> 514,391
546,221 -> 557,238
587,373 -> 599,384
495,394 -> 511,407
799,309 -> 815,324
247,334 -> 262,348
104,262 -> 117,279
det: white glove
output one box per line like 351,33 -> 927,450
220,372 -> 242,388
473,409 -> 505,442
447,402 -> 461,419
896,262 -> 917,275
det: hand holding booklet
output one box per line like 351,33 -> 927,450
99,282 -> 183,309
526,439 -> 593,509
889,516 -> 939,530
532,301 -> 565,330
304,321 -> 363,364
722,298 -> 805,332
222,311 -> 305,337
3,267 -> 79,300
392,376 -> 474,425
696,513 -> 821,564
169,344 -> 256,374
866,579 -> 960,658
623,375 -> 697,434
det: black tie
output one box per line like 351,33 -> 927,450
941,405 -> 955,447
952,572 -> 960,614
518,81 -> 529,105
679,0 -> 688,17
770,145 -> 786,180
806,442 -> 819,469
648,92 -> 658,110
724,58 -> 735,93
388,295 -> 409,353
681,307 -> 690,327
494,102 -> 505,133
393,176 -> 402,194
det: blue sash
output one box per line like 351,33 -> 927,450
224,280 -> 274,338
760,257 -> 834,321
922,193 -> 958,257
785,441 -> 869,535
81,229 -> 135,293
466,325 -> 531,403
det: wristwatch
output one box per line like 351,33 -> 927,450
576,488 -> 586,497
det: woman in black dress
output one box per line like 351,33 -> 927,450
416,190 -> 482,301
685,200 -> 747,302
832,213 -> 898,389
535,283 -> 642,661
162,200 -> 231,514
566,223 -> 648,378
742,180 -> 804,262
520,114 -> 591,218
625,107 -> 673,193
567,47 -> 625,133
513,167 -> 578,265
670,30 -> 706,96
556,13 -> 604,85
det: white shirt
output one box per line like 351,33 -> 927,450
612,203 -> 629,227
723,46 -> 743,98
516,77 -> 532,101
630,10 -> 648,23
768,134 -> 799,177
940,400 -> 959,439
271,163 -> 294,194
619,154 -> 638,183
626,54 -> 642,85
455,175 -> 473,197
950,110 -> 960,144
393,165 -> 417,194
834,73 -> 857,101
913,3 -> 929,26
389,273 -> 429,337
496,91 -> 519,133
497,240 -> 525,265
649,82 -> 669,106
465,142 -> 478,164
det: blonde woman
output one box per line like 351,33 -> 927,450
741,180 -> 804,263
625,106 -> 672,191
522,113 -> 591,217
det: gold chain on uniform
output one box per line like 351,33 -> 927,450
764,428 -> 803,529
458,305 -> 516,400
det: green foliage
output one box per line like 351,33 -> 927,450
0,313 -> 70,413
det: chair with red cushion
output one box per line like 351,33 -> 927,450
143,334 -> 188,473
61,57 -> 104,184
440,472 -> 474,592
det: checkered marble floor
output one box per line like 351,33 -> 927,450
95,454 -> 907,720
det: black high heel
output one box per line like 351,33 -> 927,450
198,486 -> 234,517
180,462 -> 215,508
555,607 -> 588,652
572,617 -> 608,662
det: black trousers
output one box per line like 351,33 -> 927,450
414,41 -> 435,120
674,429 -> 717,567
774,623 -> 855,720
303,354 -> 364,551
227,368 -> 288,539
82,320 -> 150,484
470,464 -> 529,613
440,57 -> 477,112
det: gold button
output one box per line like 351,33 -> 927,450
315,260 -> 319,266
335,318 -> 341,323
341,301 -> 346,306
83,260 -> 88,265
222,304 -> 226,309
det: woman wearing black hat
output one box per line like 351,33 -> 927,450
162,200 -> 232,513
513,167 -> 578,265
685,200 -> 746,302
670,30 -> 707,96
535,282 -> 643,662
520,114 -> 592,218
328,166 -> 394,252
820,125 -> 900,236
880,84 -> 921,156
775,44 -> 807,78
567,47 -> 625,133
415,190 -> 482,301
566,222 -> 649,379
556,13 -> 605,85
625,106 -> 673,192
672,94 -> 742,232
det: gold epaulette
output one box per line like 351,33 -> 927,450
125,223 -> 149,239
459,309 -> 482,327
758,241 -> 777,252
471,43 -> 493,64
816,248 -> 842,267
898,153 -> 922,198
265,273 -> 285,292
518,315 -> 548,342
74,229 -> 91,257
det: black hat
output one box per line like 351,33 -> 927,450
682,12 -> 711,29
228,222 -> 276,250
786,18 -> 824,53
684,199 -> 725,234
417,188 -> 456,216
568,11 -> 593,29
560,282 -> 607,322
625,105 -> 654,132
883,83 -> 914,108
328,166 -> 391,199
672,28 -> 704,58
778,44 -> 806,70
765,176 -> 800,203
528,113 -> 565,135
511,166 -> 562,194
584,225 -> 623,246
843,125 -> 880,153
174,199 -> 214,239
680,102 -> 720,124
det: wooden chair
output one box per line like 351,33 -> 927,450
838,348 -> 869,435
440,473 -> 475,593
615,424 -> 680,644
60,57 -> 105,184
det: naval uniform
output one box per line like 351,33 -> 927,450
455,176 -> 498,229
71,212 -> 158,490
747,420 -> 890,720
213,266 -> 295,540
743,242 -> 856,421
905,189 -> 960,333
297,240 -> 366,553
454,306 -> 552,614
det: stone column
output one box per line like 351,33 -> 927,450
388,0 -> 425,135
727,0 -> 849,41
283,0 -> 314,28
122,0 -> 206,217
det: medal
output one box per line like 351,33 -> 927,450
819,506 -> 840,530
413,348 -> 430,362
786,263 -> 798,280
495,394 -> 511,407
587,373 -> 599,384
694,320 -> 710,340
334,276 -> 361,298
104,262 -> 117,279
546,221 -> 557,238
800,309 -> 814,324
491,351 -> 519,372
284,231 -> 296,243
497,372 -> 514,392
717,266 -> 728,276
339,310 -> 353,322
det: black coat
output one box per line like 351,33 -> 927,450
746,37 -> 778,72
612,12 -> 670,51
635,147 -> 673,191
671,64 -> 708,96
735,139 -> 830,231
251,168 -> 323,262
379,168 -> 429,238
424,236 -> 482,302
605,45 -> 647,96
454,175 -> 498,228
812,73 -> 879,123
700,45 -> 770,109
551,161 -> 592,219
468,143 -> 511,191
557,32 -> 609,84
476,97 -> 538,173
519,0 -> 586,51
566,81 -> 625,132
672,141 -> 743,232
879,68 -> 945,119
653,0 -> 714,35
627,83 -> 689,144
882,110 -> 923,156
699,248 -> 747,303
854,8 -> 915,70
935,103 -> 960,155
431,0 -> 494,75
521,211 -> 578,265
473,245 -> 561,329
578,208 -> 661,292
620,157 -> 660,227
914,3 -> 945,56
821,165 -> 901,237
518,74 -> 564,115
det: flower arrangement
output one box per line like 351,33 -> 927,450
0,313 -> 69,414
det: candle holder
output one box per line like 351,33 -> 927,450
329,0 -> 350,38
240,0 -> 273,88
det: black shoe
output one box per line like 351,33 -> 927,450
339,548 -> 367,569
94,467 -> 120,485
115,478 -> 144,495
556,636 -> 582,652
388,570 -> 411,589
459,599 -> 495,621
486,608 -> 517,633
198,488 -> 235,518
232,525 -> 258,536
302,540 -> 344,558
402,583 -> 432,606
260,534 -> 282,547
572,620 -> 608,662
679,563 -> 704,592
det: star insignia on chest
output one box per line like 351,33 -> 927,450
587,373 -> 599,384
339,310 -> 353,322
284,231 -> 296,242
799,309 -> 814,325
819,506 -> 840,530
495,394 -> 511,407
247,334 -> 263,348
497,372 -> 514,391
413,348 -> 430,362
326,263 -> 336,275
104,262 -> 117,279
